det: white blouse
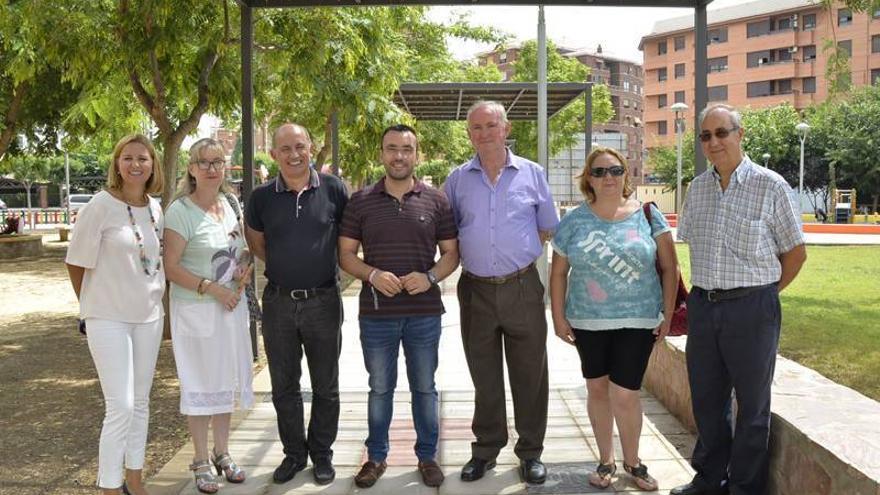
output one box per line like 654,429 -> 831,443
66,190 -> 166,323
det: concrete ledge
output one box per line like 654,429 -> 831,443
0,234 -> 43,259
644,336 -> 880,495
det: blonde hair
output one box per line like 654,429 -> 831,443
106,134 -> 164,195
577,146 -> 634,202
173,138 -> 232,201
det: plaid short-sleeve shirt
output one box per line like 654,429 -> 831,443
678,156 -> 805,290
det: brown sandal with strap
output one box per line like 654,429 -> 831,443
624,460 -> 658,491
588,461 -> 616,489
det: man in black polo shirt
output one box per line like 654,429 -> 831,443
245,123 -> 348,485
338,124 -> 459,489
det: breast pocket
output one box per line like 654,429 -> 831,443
725,219 -> 771,259
506,191 -> 537,221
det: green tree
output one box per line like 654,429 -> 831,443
648,130 -> 695,191
817,0 -> 880,98
0,154 -> 51,229
741,103 -> 803,187
507,40 -> 613,162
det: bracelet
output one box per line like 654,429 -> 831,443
196,278 -> 212,296
367,269 -> 378,285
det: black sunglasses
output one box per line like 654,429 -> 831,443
589,165 -> 626,178
699,126 -> 739,142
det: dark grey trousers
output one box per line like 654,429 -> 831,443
686,284 -> 781,495
457,265 -> 549,461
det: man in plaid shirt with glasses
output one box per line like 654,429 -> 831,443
671,104 -> 806,495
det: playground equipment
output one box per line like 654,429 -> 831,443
832,189 -> 857,224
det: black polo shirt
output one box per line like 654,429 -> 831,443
245,169 -> 348,289
340,177 -> 457,317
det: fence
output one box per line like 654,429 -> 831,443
0,209 -> 72,227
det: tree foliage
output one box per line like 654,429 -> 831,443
648,130 -> 695,191
507,40 -> 613,162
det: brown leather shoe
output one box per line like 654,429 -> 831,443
354,460 -> 387,488
418,460 -> 445,487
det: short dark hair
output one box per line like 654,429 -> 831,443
381,124 -> 418,149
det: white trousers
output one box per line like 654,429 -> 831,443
86,317 -> 163,489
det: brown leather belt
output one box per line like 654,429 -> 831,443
695,283 -> 776,303
463,263 -> 535,285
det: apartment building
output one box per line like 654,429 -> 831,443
477,42 -> 646,189
640,0 -> 880,149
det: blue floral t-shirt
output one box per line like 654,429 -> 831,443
551,202 -> 671,331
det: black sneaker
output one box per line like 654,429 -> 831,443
312,457 -> 336,485
273,456 -> 306,484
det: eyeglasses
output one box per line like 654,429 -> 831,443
699,127 -> 739,142
589,165 -> 626,178
195,159 -> 225,171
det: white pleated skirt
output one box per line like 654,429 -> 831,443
170,295 -> 254,416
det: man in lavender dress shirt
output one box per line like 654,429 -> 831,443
444,101 -> 559,485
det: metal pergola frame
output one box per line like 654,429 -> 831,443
236,0 -> 713,202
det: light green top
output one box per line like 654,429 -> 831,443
165,195 -> 246,302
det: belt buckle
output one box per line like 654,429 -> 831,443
290,289 -> 309,300
706,290 -> 719,302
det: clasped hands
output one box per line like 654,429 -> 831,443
371,270 -> 432,297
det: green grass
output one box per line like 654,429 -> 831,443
675,244 -> 880,402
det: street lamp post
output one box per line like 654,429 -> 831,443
762,153 -> 770,168
670,102 -> 688,213
796,122 -> 810,212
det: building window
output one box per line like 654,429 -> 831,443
675,90 -> 685,104
839,9 -> 852,26
499,52 -> 508,63
803,45 -> 817,62
747,79 -> 794,97
623,80 -> 631,91
623,98 -> 630,108
674,36 -> 686,51
803,77 -> 816,94
803,13 -> 816,30
747,50 -> 772,68
872,69 -> 880,84
708,85 -> 728,101
658,41 -> 667,55
747,19 -> 771,37
658,94 -> 667,108
658,68 -> 667,82
708,27 -> 728,44
773,15 -> 795,31
839,40 -> 852,57
873,35 -> 880,53
874,8 -> 880,18
708,56 -> 728,73
657,121 -> 668,135
674,63 -> 685,79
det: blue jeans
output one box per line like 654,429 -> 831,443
359,315 -> 441,463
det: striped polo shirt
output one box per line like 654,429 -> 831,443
340,177 -> 457,317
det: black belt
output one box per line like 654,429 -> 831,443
463,262 -> 535,285
267,282 -> 337,301
695,283 -> 776,303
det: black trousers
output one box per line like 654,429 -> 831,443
686,285 -> 781,495
457,265 -> 549,461
261,283 -> 343,463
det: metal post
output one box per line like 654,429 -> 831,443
64,150 -> 71,225
675,119 -> 683,213
240,4 -> 258,361
796,122 -> 810,216
694,2 -> 708,175
537,5 -> 548,170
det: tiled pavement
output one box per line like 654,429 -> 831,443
148,271 -> 696,495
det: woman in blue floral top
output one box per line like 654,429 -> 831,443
549,146 -> 680,491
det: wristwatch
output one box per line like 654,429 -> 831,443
426,270 -> 439,286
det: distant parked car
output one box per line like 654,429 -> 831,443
66,194 -> 94,212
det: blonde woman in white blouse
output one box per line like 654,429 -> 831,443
66,134 -> 166,495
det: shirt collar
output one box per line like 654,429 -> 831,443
711,155 -> 752,186
274,167 -> 320,193
465,148 -> 519,172
369,176 -> 425,196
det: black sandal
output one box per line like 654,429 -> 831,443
624,460 -> 658,491
588,461 -> 616,489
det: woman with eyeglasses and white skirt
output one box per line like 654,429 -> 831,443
163,138 -> 254,494
66,134 -> 166,495
549,146 -> 680,492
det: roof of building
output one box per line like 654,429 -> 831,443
643,0 -> 815,40
474,39 -> 578,59
565,47 -> 641,66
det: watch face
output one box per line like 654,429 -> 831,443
428,271 -> 438,285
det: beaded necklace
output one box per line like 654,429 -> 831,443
126,201 -> 163,276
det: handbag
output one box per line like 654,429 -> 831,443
223,192 -> 263,322
642,202 -> 688,336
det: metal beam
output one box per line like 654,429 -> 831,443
243,0 -> 707,7
694,0 -> 708,175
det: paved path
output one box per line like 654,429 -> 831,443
147,271 -> 697,495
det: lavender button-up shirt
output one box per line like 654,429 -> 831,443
444,150 -> 559,277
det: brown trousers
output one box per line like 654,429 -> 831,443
457,265 -> 549,461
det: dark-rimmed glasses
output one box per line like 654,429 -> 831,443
195,159 -> 225,171
589,165 -> 626,178
699,127 -> 739,142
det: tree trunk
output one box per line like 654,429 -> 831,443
0,82 -> 28,161
24,182 -> 33,230
160,131 -> 189,208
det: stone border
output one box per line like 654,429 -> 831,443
0,234 -> 43,259
644,336 -> 880,495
